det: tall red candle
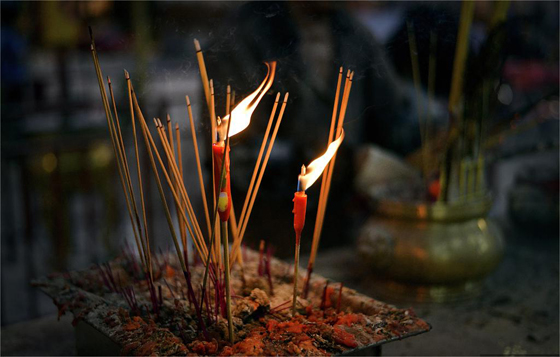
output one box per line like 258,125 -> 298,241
292,191 -> 307,241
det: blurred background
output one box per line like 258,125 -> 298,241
1,1 -> 558,355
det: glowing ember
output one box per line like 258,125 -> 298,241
298,131 -> 345,191
221,61 -> 276,139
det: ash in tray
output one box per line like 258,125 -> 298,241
33,248 -> 429,356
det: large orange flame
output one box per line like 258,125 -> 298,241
298,130 -> 345,191
220,61 -> 277,139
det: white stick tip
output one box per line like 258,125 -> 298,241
283,92 -> 290,102
124,69 -> 129,79
186,95 -> 191,106
193,38 -> 201,52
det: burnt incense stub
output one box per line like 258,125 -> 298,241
33,250 -> 430,356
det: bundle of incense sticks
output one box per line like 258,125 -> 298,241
90,30 -> 292,342
303,68 -> 354,297
405,1 -> 511,203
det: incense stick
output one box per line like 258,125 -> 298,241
155,119 -> 209,259
132,91 -> 188,272
194,39 -> 211,109
108,76 -> 153,279
124,70 -> 151,273
232,93 -> 289,261
407,22 -> 429,184
89,34 -> 148,271
237,93 -> 281,243
176,123 -> 188,251
186,96 -> 212,239
307,71 -> 354,279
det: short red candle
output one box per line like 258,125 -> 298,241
212,142 -> 231,222
292,191 -> 307,241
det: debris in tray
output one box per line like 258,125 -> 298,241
33,250 -> 430,356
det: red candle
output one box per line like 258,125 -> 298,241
212,142 -> 231,222
292,191 -> 307,240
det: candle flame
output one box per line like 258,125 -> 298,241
221,61 -> 276,138
298,130 -> 345,191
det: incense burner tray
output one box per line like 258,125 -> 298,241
33,249 -> 430,356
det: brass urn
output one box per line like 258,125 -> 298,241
357,195 -> 504,303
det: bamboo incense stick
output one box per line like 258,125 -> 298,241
305,68 -> 343,295
407,22 -> 430,184
124,70 -> 151,271
448,0 -> 475,115
108,76 -> 153,278
209,80 -> 221,268
237,93 -> 281,243
176,123 -> 188,250
194,38 -> 211,108
186,96 -> 212,239
226,85 -> 231,116
89,35 -> 148,271
233,93 -> 289,261
307,71 -> 354,279
155,119 -> 208,257
154,119 -> 209,261
156,121 -> 201,249
132,93 -> 208,262
132,91 -> 188,272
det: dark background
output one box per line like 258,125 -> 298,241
1,4 -> 558,351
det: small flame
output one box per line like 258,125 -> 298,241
298,130 -> 345,191
220,61 -> 276,139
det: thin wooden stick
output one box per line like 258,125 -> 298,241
124,70 -> 151,272
448,0 -> 475,115
154,121 -> 208,261
155,119 -> 208,258
221,220 -> 234,343
176,123 -> 187,251
226,85 -> 231,116
194,38 -> 211,108
186,96 -> 212,239
132,91 -> 188,272
209,80 -> 221,268
107,76 -> 152,278
232,93 -> 289,261
307,72 -> 354,272
131,91 -> 207,263
407,22 -> 429,183
237,93 -> 280,240
90,42 -> 146,270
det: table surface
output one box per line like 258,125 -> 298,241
2,220 -> 558,356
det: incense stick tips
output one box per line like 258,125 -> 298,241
193,38 -> 201,52
167,114 -> 171,123
283,92 -> 290,102
107,76 -> 111,84
274,92 -> 281,102
153,118 -> 159,127
339,66 -> 343,73
124,69 -> 130,80
186,95 -> 191,106
227,85 -> 231,94
350,71 -> 355,81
